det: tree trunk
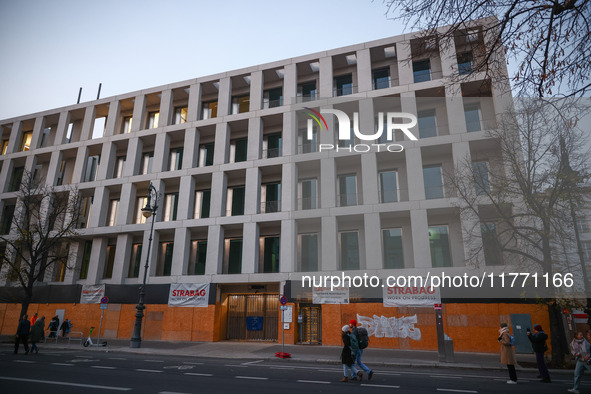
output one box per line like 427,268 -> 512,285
548,302 -> 569,367
19,286 -> 33,320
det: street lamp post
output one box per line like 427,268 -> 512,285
130,182 -> 158,348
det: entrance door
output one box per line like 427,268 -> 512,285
299,305 -> 322,344
227,294 -> 278,341
510,313 -> 533,354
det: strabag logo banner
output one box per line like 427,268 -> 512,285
168,283 -> 209,307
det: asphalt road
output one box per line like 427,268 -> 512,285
0,347 -> 587,393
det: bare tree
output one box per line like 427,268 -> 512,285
447,98 -> 590,365
0,170 -> 81,318
384,0 -> 591,97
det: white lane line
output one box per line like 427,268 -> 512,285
225,364 -> 248,368
14,360 -> 36,363
91,366 -> 116,370
52,363 -> 74,366
0,376 -> 131,391
235,376 -> 269,380
135,369 -> 163,373
144,359 -> 165,363
182,362 -> 203,365
109,357 -> 127,360
361,384 -> 401,389
184,373 -> 213,377
241,359 -> 264,365
296,380 -> 331,384
159,392 -> 190,394
430,375 -> 462,379
436,389 -> 478,393
270,367 -> 292,370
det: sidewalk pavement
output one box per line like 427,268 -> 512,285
1,335 -> 573,375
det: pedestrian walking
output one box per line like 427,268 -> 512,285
30,316 -> 45,354
48,315 -> 59,338
349,319 -> 373,380
60,318 -> 71,337
14,315 -> 31,354
340,325 -> 362,383
568,331 -> 591,394
30,313 -> 38,325
526,324 -> 551,383
498,322 -> 517,384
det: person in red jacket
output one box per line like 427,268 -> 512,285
30,313 -> 38,325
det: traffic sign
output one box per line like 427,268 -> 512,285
101,297 -> 109,304
280,296 -> 287,305
280,305 -> 288,311
100,303 -> 108,310
434,303 -> 442,310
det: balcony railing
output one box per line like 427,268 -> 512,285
337,193 -> 363,207
295,93 -> 318,103
298,197 -> 318,210
333,85 -> 358,97
262,98 -> 283,109
263,148 -> 282,159
261,200 -> 281,213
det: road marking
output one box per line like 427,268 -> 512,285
0,376 -> 131,391
270,367 -> 292,370
296,380 -> 331,384
184,373 -> 213,377
91,366 -> 116,370
436,389 -> 478,393
108,357 -> 127,360
361,384 -> 400,389
241,360 -> 264,365
225,364 -> 248,368
182,362 -> 203,365
14,360 -> 36,363
235,376 -> 269,380
135,369 -> 163,373
159,392 -> 190,394
51,363 -> 74,366
144,359 -> 165,363
430,375 -> 462,379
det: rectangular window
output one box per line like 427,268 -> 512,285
1,139 -> 9,154
372,67 -> 390,90
339,231 -> 360,270
265,133 -> 282,158
84,155 -> 99,182
299,128 -> 317,153
413,59 -> 431,83
338,127 -> 354,148
78,196 -> 93,229
338,174 -> 358,207
65,122 -> 74,143
189,240 -> 207,275
383,228 -> 404,269
1,204 -> 15,234
297,82 -> 317,101
481,223 -> 502,266
418,109 -> 438,138
128,243 -> 143,278
379,170 -> 398,203
40,128 -> 50,148
262,182 -> 281,213
9,166 -> 24,192
141,152 -> 154,175
228,186 -> 245,216
135,196 -> 148,224
163,193 -> 179,221
174,107 -> 188,124
113,156 -> 126,179
157,242 -> 174,276
262,236 -> 280,273
299,178 -> 317,210
79,240 -> 92,280
168,147 -> 183,171
198,143 -> 214,167
147,111 -> 159,129
191,189 -> 209,219
121,116 -> 133,133
202,101 -> 218,119
226,238 -> 243,274
583,241 -> 591,261
576,217 -> 590,233
231,138 -> 248,163
263,87 -> 283,108
472,161 -> 490,195
334,74 -> 353,96
457,52 -> 473,75
106,199 -> 119,226
464,104 -> 482,132
299,233 -> 319,272
232,95 -> 250,114
20,131 -> 32,151
429,226 -> 452,267
103,244 -> 116,279
423,165 -> 444,199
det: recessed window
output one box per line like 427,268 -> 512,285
121,116 -> 133,133
464,104 -> 482,132
227,186 -> 245,216
9,166 -> 24,192
338,174 -> 358,207
156,242 -> 174,276
128,243 -> 143,278
481,223 -> 502,266
379,170 -> 399,203
135,196 -> 148,224
457,52 -> 473,75
299,233 -> 319,272
1,204 -> 15,234
1,139 -> 9,155
141,152 -> 154,175
79,240 -> 92,280
103,244 -> 116,279
163,193 -> 179,221
20,131 -> 32,151
231,138 -> 248,163
334,74 -> 353,96
84,155 -> 100,182
198,143 -> 214,167
576,217 -> 590,233
429,226 -> 452,267
383,228 -> 404,269
202,101 -> 218,120
265,133 -> 282,158
106,199 -> 119,226
339,231 -> 360,270
194,190 -> 211,219
262,182 -> 281,213
297,82 -> 317,102
147,111 -> 159,129
372,68 -> 390,90
168,147 -> 183,171
189,240 -> 207,275
225,238 -> 243,274
413,59 -> 431,83
174,107 -> 188,124
423,165 -> 444,199
263,88 -> 283,108
261,236 -> 280,273
418,109 -> 437,138
113,156 -> 126,179
299,178 -> 317,210
472,161 -> 490,195
232,96 -> 250,114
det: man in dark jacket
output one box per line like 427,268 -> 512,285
14,315 -> 31,354
527,324 -> 551,383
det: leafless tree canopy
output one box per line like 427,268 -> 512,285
0,170 -> 81,316
385,0 -> 591,97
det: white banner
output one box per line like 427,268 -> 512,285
80,284 -> 105,304
168,283 -> 209,307
312,287 -> 349,304
383,285 -> 441,307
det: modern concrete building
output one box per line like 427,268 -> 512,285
0,17 -> 551,353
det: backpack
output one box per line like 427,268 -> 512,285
357,327 -> 369,349
509,335 -> 515,346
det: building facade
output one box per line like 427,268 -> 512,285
0,18 -> 550,353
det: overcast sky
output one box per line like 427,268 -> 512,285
0,0 -> 408,121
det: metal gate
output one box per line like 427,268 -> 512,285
227,294 -> 278,341
510,313 -> 533,354
299,305 -> 322,344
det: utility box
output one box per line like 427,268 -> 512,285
444,334 -> 455,363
